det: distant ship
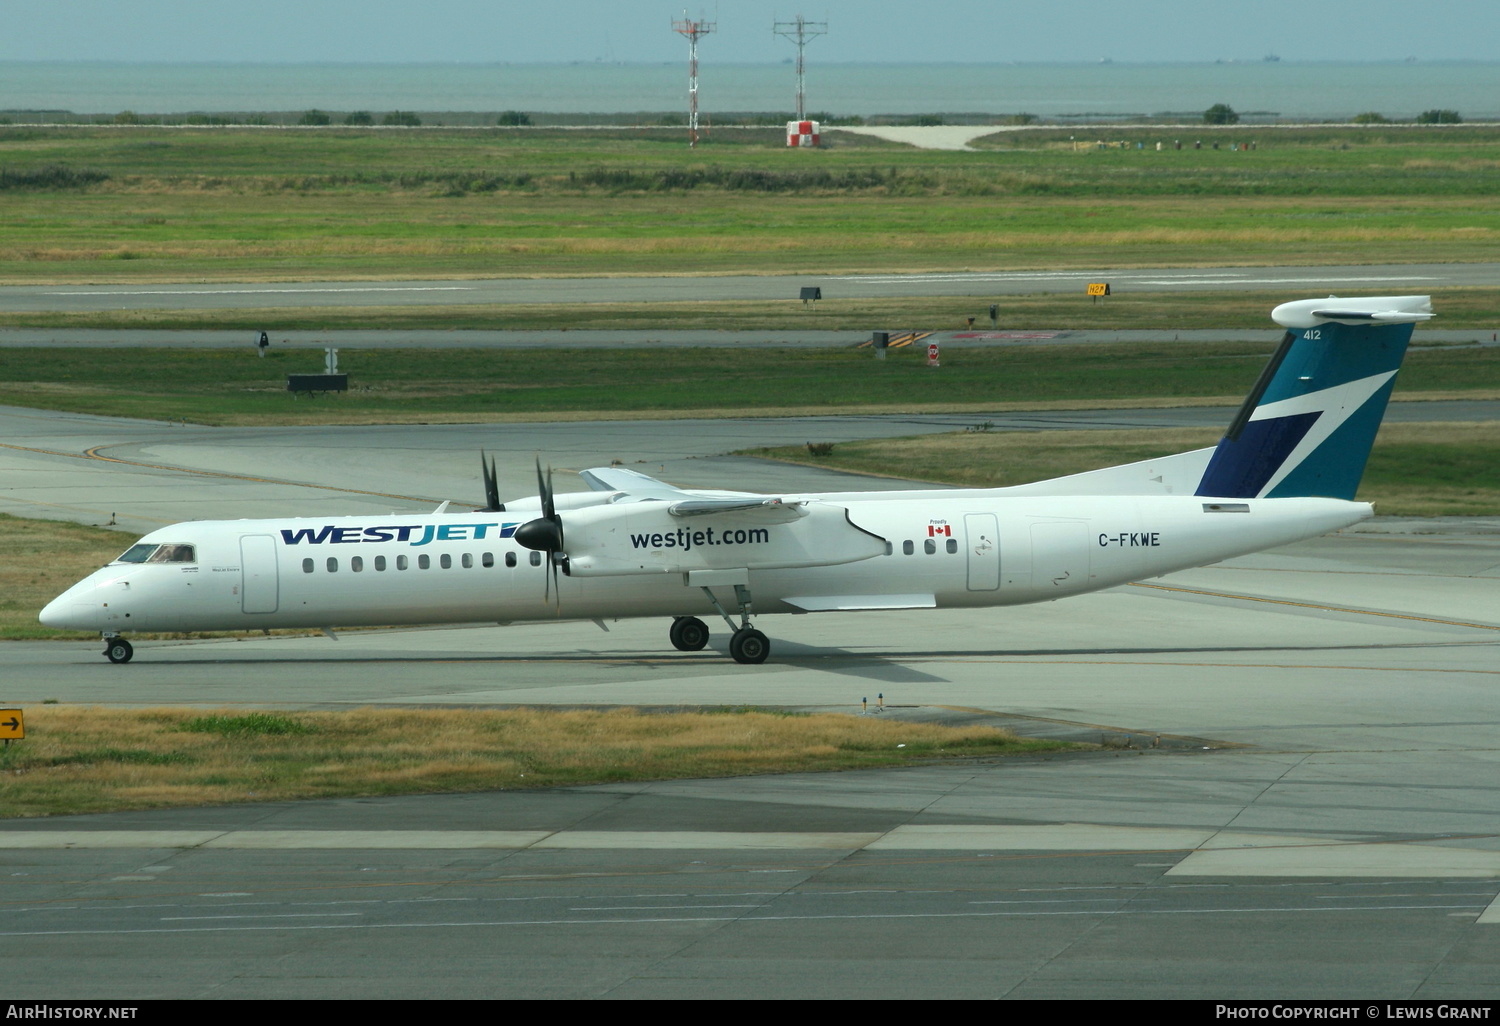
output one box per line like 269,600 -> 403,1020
1264,54 -> 1281,62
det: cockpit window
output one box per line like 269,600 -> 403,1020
147,544 -> 196,564
116,543 -> 196,565
115,544 -> 158,564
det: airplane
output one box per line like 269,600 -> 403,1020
41,294 -> 1434,666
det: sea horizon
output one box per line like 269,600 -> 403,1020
3,60 -> 1497,119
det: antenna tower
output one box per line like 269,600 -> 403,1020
773,15 -> 827,121
672,14 -> 716,147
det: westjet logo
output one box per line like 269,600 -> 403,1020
280,523 -> 516,547
630,526 -> 771,551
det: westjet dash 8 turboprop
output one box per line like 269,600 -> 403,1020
42,295 -> 1434,665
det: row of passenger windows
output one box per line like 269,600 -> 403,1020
302,540 -> 957,574
900,538 -> 959,555
301,550 -> 542,574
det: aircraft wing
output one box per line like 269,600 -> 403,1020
667,498 -> 808,523
579,466 -> 766,501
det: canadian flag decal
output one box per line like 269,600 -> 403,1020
928,525 -> 951,537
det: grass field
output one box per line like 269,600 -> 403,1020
7,287 -> 1500,334
0,513 -> 129,640
1,335 -> 1496,424
2,125 -> 1499,282
0,705 -> 1070,818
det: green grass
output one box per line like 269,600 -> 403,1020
0,705 -> 1072,818
2,126 -> 1500,281
2,336 -> 1496,425
6,287 -> 1500,333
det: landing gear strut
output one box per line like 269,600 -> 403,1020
103,635 -> 133,664
669,616 -> 710,651
698,584 -> 771,665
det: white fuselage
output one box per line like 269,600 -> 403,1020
40,490 -> 1371,635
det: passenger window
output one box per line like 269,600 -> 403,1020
529,551 -> 542,567
302,558 -> 314,574
902,540 -> 914,555
505,552 -> 517,568
440,554 -> 452,569
482,552 -> 494,568
351,556 -> 363,572
418,554 -> 430,570
326,557 -> 339,572
397,555 -> 408,570
924,539 -> 936,555
374,555 -> 386,571
462,553 -> 473,569
946,538 -> 958,554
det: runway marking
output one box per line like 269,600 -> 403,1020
827,273 -> 1443,285
0,902 -> 1484,937
0,440 -> 436,505
568,903 -> 763,911
3,827 -> 1496,879
44,286 -> 474,296
1128,581 -> 1500,632
926,657 -> 1500,676
159,912 -> 364,920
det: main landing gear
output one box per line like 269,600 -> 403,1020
103,635 -> 134,664
674,583 -> 771,665
669,616 -> 710,651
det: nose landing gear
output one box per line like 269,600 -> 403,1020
103,635 -> 134,664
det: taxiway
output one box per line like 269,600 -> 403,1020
2,401 -> 1498,998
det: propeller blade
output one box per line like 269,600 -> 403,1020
535,457 -> 555,521
527,456 -> 565,609
480,452 -> 502,511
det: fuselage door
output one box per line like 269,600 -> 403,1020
964,513 -> 1001,591
240,534 -> 280,614
1030,521 -> 1089,591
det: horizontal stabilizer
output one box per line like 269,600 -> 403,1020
1272,295 -> 1433,328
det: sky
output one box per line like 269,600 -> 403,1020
3,2 -> 1497,65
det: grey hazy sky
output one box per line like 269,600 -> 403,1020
4,2 -> 1496,64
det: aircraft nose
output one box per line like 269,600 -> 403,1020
39,592 -> 80,629
39,581 -> 107,630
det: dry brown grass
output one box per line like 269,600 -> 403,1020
0,514 -> 130,639
0,705 -> 1071,818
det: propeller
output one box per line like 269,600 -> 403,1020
477,451 -> 503,512
513,458 -> 567,606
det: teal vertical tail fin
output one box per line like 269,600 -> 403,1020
1195,295 -> 1433,500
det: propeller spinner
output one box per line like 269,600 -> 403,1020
513,458 -> 568,606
